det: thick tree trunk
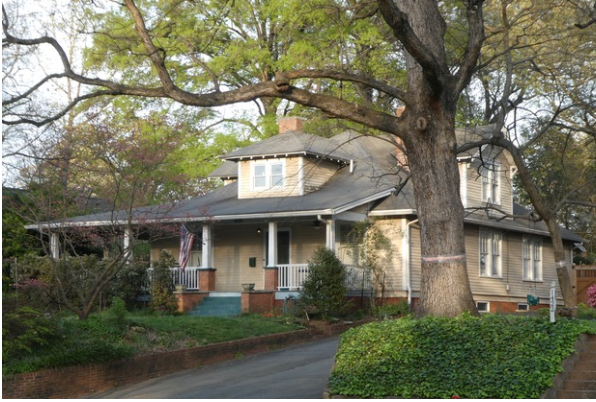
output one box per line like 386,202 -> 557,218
403,114 -> 478,317
396,0 -> 478,317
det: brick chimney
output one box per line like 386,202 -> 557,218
279,117 -> 304,134
395,107 -> 408,168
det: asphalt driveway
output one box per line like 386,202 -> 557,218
92,337 -> 340,399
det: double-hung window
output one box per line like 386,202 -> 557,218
481,162 -> 500,204
252,161 -> 285,190
480,230 -> 502,277
523,236 -> 543,281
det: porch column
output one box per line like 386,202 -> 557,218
201,224 -> 213,268
123,227 -> 133,263
326,219 -> 336,252
268,221 -> 278,267
50,232 -> 60,259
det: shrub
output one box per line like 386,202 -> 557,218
149,251 -> 178,314
109,260 -> 150,310
329,314 -> 596,398
372,300 -> 411,319
587,284 -> 596,308
299,246 -> 351,319
109,297 -> 128,328
2,294 -> 57,360
577,302 -> 596,319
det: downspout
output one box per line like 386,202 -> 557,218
402,218 -> 419,306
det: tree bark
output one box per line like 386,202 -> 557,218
385,0 -> 479,317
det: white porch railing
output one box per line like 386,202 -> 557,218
277,263 -> 371,291
147,267 -> 200,290
277,264 -> 310,290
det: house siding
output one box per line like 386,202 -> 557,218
463,150 -> 514,217
237,156 -> 339,199
290,224 -> 326,263
238,157 -> 301,199
302,158 -> 339,194
384,220 -> 563,303
371,219 -> 404,297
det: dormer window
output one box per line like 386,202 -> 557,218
252,160 -> 285,190
481,162 -> 500,204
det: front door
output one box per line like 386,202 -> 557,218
266,229 -> 290,266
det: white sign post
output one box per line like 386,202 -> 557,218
550,281 -> 557,323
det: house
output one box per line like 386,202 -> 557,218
32,117 -> 585,315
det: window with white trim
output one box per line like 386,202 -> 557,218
477,301 -> 490,313
481,162 -> 501,204
517,303 -> 529,311
523,236 -> 543,281
252,160 -> 285,190
480,230 -> 502,277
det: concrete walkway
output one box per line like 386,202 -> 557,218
92,337 -> 340,399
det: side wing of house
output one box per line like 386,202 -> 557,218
459,145 -> 515,217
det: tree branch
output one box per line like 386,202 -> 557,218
453,0 -> 486,94
377,0 -> 449,89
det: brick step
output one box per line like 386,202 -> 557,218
557,390 -> 596,399
562,380 -> 596,391
567,370 -> 596,382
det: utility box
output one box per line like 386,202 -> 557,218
249,257 -> 256,267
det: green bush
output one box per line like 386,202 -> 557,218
372,300 -> 411,319
299,246 -> 351,319
109,297 -> 128,328
329,314 -> 596,398
577,303 -> 596,319
149,251 -> 178,314
2,294 -> 57,361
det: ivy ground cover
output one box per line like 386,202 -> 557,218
329,314 -> 596,398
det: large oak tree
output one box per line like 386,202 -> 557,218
6,0 -> 589,316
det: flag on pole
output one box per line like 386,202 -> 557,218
179,224 -> 195,272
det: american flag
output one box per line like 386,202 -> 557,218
179,224 -> 195,272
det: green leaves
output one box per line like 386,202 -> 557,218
330,315 -> 595,398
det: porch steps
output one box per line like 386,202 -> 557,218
188,296 -> 242,317
551,334 -> 596,398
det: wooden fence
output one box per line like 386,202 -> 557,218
574,265 -> 596,304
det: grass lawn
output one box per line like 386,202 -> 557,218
2,311 -> 304,376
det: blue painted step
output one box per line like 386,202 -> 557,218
188,296 -> 242,317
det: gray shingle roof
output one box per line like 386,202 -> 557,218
221,130 -> 353,162
30,127 -> 584,244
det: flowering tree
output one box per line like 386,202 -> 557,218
587,284 -> 596,308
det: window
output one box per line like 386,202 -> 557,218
477,301 -> 490,313
523,236 -> 543,281
480,230 -> 502,277
481,162 -> 500,204
517,303 -> 529,311
252,161 -> 285,189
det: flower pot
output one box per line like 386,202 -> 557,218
242,283 -> 255,292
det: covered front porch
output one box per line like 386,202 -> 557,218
149,215 -> 366,293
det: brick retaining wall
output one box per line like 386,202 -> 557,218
2,320 -> 371,399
